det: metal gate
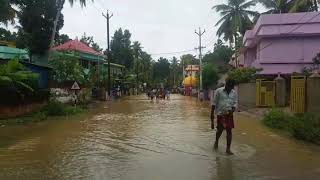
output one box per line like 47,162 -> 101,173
291,76 -> 306,113
256,79 -> 276,107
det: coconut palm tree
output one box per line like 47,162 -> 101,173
131,41 -> 143,59
213,0 -> 259,47
258,0 -> 317,14
258,0 -> 291,14
50,0 -> 93,47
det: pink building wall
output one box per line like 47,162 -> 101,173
243,12 -> 320,74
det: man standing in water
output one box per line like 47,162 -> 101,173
211,79 -> 237,155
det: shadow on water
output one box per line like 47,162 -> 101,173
0,95 -> 320,180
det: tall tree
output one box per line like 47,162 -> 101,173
131,41 -> 143,84
213,0 -> 258,47
153,57 -> 171,84
0,28 -> 16,42
203,39 -> 234,74
0,0 -> 16,25
17,0 -> 64,56
140,51 -> 153,84
55,33 -> 70,45
132,41 -> 143,58
110,28 -> 134,68
169,56 -> 180,87
202,63 -> 219,90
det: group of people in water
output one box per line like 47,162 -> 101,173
146,88 -> 171,100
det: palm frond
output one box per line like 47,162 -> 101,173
257,0 -> 277,9
68,0 -> 94,7
243,10 -> 260,17
0,76 -> 13,86
215,14 -> 232,26
219,10 -> 232,16
240,0 -> 258,9
14,81 -> 34,93
212,4 -> 232,11
289,0 -> 314,12
229,0 -> 246,7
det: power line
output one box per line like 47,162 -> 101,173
150,49 -> 197,56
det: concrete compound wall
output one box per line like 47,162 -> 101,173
238,83 -> 256,110
0,102 -> 47,119
307,77 -> 320,115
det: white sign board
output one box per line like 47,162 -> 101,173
71,81 -> 81,90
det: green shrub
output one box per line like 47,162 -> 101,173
42,101 -> 67,116
42,101 -> 85,117
33,111 -> 48,122
289,114 -> 320,144
263,109 -> 320,145
263,109 -> 293,130
64,105 -> 84,115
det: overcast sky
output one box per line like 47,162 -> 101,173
5,0 -> 263,59
62,0 -> 266,59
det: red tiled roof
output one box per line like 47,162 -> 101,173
51,39 -> 102,55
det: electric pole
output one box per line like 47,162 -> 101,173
195,27 -> 205,94
102,11 -> 113,99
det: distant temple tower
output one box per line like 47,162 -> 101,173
182,65 -> 199,96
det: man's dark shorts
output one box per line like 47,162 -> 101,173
217,114 -> 234,130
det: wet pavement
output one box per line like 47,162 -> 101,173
0,95 -> 320,180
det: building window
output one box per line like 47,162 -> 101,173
80,59 -> 89,69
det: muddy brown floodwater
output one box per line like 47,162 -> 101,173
0,95 -> 320,180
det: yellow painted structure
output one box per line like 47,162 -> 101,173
183,76 -> 198,87
256,79 -> 276,107
0,41 -> 16,47
291,76 -> 306,113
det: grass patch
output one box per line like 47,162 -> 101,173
263,109 -> 320,145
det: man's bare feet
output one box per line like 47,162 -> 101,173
214,142 -> 218,150
226,150 -> 234,155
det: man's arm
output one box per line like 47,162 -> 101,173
210,90 -> 219,129
232,90 -> 238,112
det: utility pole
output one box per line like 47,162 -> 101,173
102,11 -> 113,99
195,27 -> 205,95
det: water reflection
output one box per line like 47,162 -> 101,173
216,157 -> 235,180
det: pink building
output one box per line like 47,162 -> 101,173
243,12 -> 320,75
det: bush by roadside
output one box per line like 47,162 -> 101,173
42,101 -> 85,116
263,109 -> 320,145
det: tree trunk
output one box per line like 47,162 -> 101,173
173,70 -> 176,87
50,0 -> 65,48
234,33 -> 238,68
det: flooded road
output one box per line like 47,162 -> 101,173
0,95 -> 320,180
